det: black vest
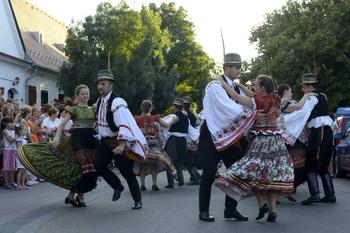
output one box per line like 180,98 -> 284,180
222,75 -> 241,96
185,109 -> 196,127
169,111 -> 189,133
309,90 -> 329,120
96,92 -> 120,132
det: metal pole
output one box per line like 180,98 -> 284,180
220,28 -> 226,58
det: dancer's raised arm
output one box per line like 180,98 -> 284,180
218,77 -> 254,109
236,82 -> 254,97
282,93 -> 317,113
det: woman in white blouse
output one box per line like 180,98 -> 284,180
42,107 -> 61,141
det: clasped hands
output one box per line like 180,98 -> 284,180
112,141 -> 126,155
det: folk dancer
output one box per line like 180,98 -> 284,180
198,53 -> 257,222
301,73 -> 336,205
95,70 -> 148,210
216,75 -> 295,223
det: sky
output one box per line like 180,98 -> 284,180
30,0 -> 288,64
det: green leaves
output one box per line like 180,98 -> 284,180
61,2 -> 215,113
60,2 -> 215,113
248,0 -> 350,110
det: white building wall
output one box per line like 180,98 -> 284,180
28,70 -> 58,105
0,0 -> 61,106
0,58 -> 59,105
0,0 -> 25,59
0,58 -> 27,104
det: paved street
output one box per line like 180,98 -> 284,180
1,171 -> 350,233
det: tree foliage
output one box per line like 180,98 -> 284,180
248,0 -> 350,110
60,1 -> 215,113
150,3 -> 216,109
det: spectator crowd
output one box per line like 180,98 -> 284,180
0,95 -> 74,190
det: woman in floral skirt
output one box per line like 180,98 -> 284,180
215,75 -> 294,223
134,100 -> 176,191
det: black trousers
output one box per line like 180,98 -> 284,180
165,136 -> 187,167
199,122 -> 246,212
165,136 -> 187,184
95,138 -> 141,202
185,150 -> 200,181
306,126 -> 333,174
185,150 -> 201,169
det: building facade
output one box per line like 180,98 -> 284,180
0,0 -> 67,106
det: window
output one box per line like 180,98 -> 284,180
41,90 -> 48,105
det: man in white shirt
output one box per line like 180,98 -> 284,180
301,73 -> 336,205
198,53 -> 256,222
95,70 -> 147,210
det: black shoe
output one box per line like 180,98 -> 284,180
140,185 -> 146,191
320,173 -> 336,203
166,171 -> 175,187
302,195 -> 320,205
320,196 -> 336,203
152,185 -> 160,191
177,169 -> 184,186
75,196 -> 87,208
266,212 -> 277,223
303,173 -> 320,205
165,184 -> 174,189
199,211 -> 215,222
131,201 -> 142,210
112,186 -> 124,202
286,195 -> 297,202
256,203 -> 269,220
64,197 -> 77,207
224,208 -> 249,221
187,180 -> 200,185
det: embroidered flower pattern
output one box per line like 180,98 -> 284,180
212,108 -> 256,150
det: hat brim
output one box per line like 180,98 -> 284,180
96,76 -> 115,82
302,81 -> 318,84
224,62 -> 241,65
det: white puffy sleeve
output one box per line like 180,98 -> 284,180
203,81 -> 257,151
111,98 -> 148,159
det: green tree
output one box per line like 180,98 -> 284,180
60,1 -> 216,113
166,41 -> 215,108
248,0 -> 350,109
150,2 -> 216,110
150,2 -> 195,44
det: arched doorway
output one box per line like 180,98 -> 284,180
7,88 -> 19,102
